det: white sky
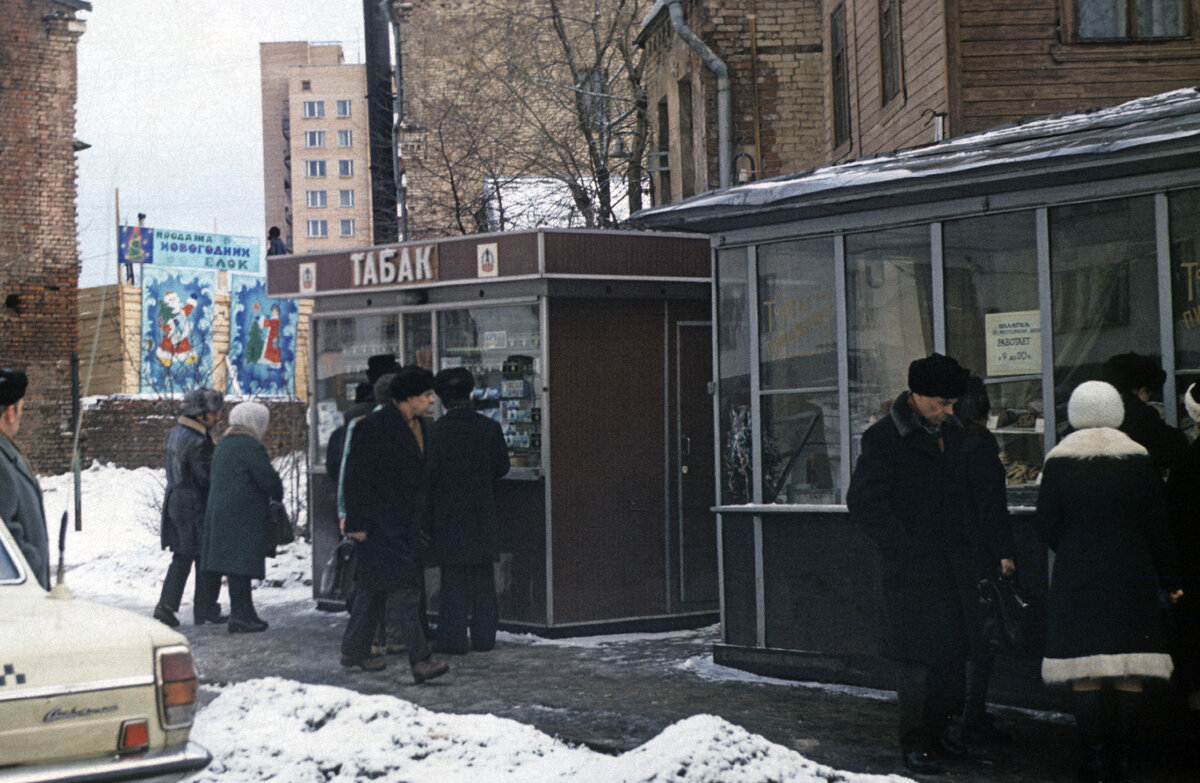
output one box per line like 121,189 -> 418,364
74,1 -> 367,288
35,461 -> 916,783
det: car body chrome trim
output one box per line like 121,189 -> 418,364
0,675 -> 154,704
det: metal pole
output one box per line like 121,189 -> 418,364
364,0 -> 399,244
389,2 -> 410,242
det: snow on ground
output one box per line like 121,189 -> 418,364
37,461 -> 915,783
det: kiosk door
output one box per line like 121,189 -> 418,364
677,321 -> 717,605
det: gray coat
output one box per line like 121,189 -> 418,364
161,417 -> 215,556
0,434 -> 50,589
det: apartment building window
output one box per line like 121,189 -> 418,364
339,159 -> 354,177
337,99 -> 353,117
306,160 -> 327,177
304,130 -> 326,148
303,100 -> 325,118
654,97 -> 671,204
340,219 -> 356,237
1076,0 -> 1185,39
338,129 -> 353,147
306,190 -> 327,208
831,4 -> 852,148
879,0 -> 903,103
339,189 -> 355,207
301,80 -> 312,91
307,219 -> 328,238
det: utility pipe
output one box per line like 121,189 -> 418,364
666,0 -> 732,189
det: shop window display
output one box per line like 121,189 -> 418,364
717,248 -> 752,504
944,212 -> 1045,495
312,314 -> 400,464
757,239 -> 839,503
437,305 -> 542,471
846,225 -> 934,466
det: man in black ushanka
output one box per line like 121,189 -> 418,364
847,352 -> 972,776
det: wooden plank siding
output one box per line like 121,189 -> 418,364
953,0 -> 1200,135
837,0 -> 950,160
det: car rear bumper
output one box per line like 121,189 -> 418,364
0,740 -> 211,783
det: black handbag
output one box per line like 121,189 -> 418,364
319,537 -> 358,608
266,500 -> 294,554
977,574 -> 1042,655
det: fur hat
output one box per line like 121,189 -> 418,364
180,388 -> 224,418
1103,352 -> 1165,395
389,366 -> 435,402
435,367 -> 475,403
1067,381 -> 1124,430
908,353 -> 970,399
366,354 -> 402,384
1185,383 -> 1200,424
228,401 -> 270,440
953,375 -> 991,424
0,368 -> 27,407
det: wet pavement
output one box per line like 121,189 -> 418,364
183,599 -> 1198,782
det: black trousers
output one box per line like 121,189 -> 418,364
342,586 -> 430,665
437,563 -> 498,654
158,552 -> 222,619
896,658 -> 965,751
226,574 -> 257,622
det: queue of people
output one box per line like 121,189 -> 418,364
849,351 -> 1195,781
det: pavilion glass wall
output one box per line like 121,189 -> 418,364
715,190 -> 1190,509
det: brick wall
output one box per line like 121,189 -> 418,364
0,1 -> 87,474
78,397 -> 309,471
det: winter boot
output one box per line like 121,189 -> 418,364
1072,688 -> 1107,783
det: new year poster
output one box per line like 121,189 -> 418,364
140,267 -> 216,392
229,275 -> 297,395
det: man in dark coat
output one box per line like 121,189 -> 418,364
154,388 -> 225,627
0,369 -> 49,590
846,352 -> 972,776
1103,352 -> 1187,476
427,367 -> 510,654
340,366 -> 448,684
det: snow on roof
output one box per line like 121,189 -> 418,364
635,87 -> 1200,229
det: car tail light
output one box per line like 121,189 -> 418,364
157,646 -> 198,728
119,719 -> 150,754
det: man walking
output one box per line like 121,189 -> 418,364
340,366 -> 448,683
846,352 -> 972,775
427,367 -> 510,654
0,369 -> 49,590
154,388 -> 226,627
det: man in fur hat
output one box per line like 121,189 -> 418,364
1102,352 -> 1187,475
0,368 -> 50,589
847,352 -> 972,775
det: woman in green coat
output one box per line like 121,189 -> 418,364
201,401 -> 283,633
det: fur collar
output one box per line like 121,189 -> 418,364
889,390 -> 961,439
1046,427 -> 1147,461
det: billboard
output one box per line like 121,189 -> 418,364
140,267 -> 217,393
118,224 -> 260,274
228,275 -> 298,396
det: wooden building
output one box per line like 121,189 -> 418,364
267,229 -> 720,634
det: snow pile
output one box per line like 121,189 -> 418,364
189,678 -> 911,783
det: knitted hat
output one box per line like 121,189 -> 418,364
435,367 -> 475,403
1185,383 -> 1200,424
908,353 -> 970,398
366,354 -> 402,383
1103,352 -> 1165,395
0,368 -> 28,406
389,366 -> 435,402
228,401 -> 270,439
1067,381 -> 1124,430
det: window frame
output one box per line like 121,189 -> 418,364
878,0 -> 904,104
338,159 -> 354,177
340,218 -> 356,237
336,99 -> 352,118
830,4 -> 852,150
304,130 -> 326,148
1063,0 -> 1191,42
305,189 -> 327,208
305,160 -> 327,178
302,100 -> 325,119
337,129 -> 353,148
339,189 -> 355,208
306,218 -> 328,238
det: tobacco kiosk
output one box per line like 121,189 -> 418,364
267,229 -> 718,634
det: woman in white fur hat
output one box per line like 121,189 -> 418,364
1038,380 -> 1182,783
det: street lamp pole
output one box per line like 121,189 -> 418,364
389,0 -> 413,242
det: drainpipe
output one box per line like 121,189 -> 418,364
666,0 -> 732,189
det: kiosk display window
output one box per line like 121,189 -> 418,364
312,314 -> 400,463
437,304 -> 543,472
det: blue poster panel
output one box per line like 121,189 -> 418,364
228,275 -> 297,396
118,225 -> 154,264
140,267 -> 216,393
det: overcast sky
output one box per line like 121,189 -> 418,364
75,0 -> 368,288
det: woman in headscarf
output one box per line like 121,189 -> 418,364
1038,381 -> 1181,783
201,401 -> 283,633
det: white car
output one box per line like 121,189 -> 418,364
0,519 -> 210,782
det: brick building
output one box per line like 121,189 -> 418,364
0,0 -> 90,474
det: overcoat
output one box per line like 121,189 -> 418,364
1037,426 -> 1178,683
956,428 -> 1016,580
342,404 -> 427,592
846,392 -> 968,667
0,434 -> 49,589
1119,392 -> 1188,474
200,429 -> 282,580
425,406 -> 510,567
160,417 -> 214,555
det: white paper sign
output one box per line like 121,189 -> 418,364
477,243 -> 499,278
985,310 -> 1041,377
